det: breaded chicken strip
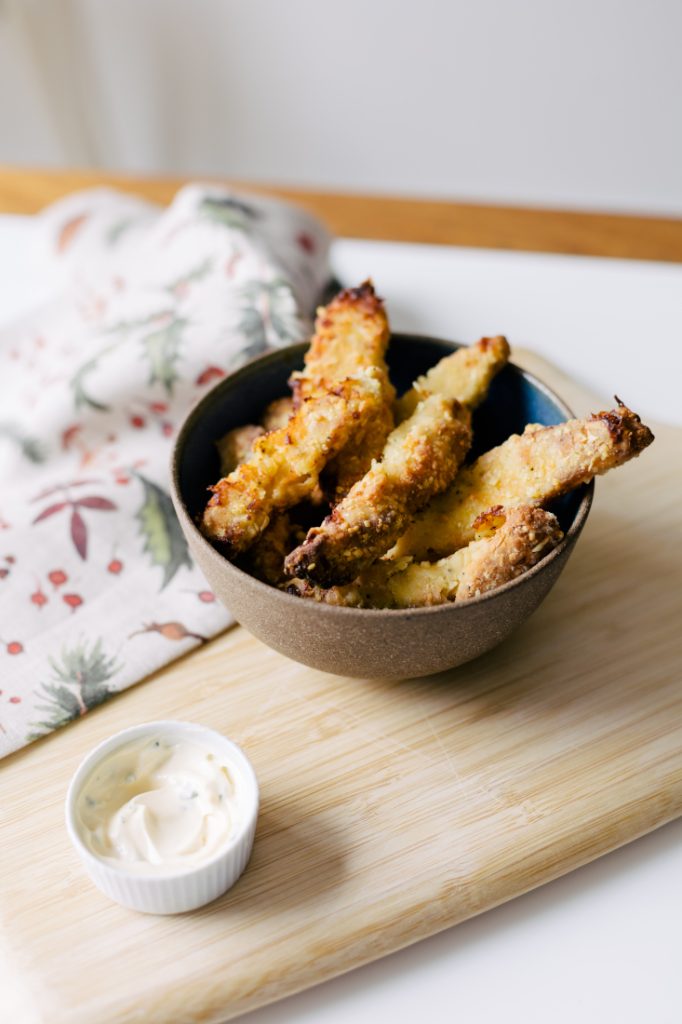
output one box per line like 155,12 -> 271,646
284,394 -> 472,586
287,506 -> 562,608
216,424 -> 265,476
393,403 -> 654,560
455,505 -> 563,601
291,281 -> 396,498
215,398 -> 296,476
291,281 -> 392,401
261,396 -> 294,432
324,397 -> 396,501
219,415 -> 308,584
263,395 -> 327,507
202,373 -> 383,556
396,335 -> 510,421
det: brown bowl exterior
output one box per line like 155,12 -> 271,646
171,335 -> 593,679
179,519 -> 586,678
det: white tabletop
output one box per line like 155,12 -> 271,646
2,216 -> 681,1024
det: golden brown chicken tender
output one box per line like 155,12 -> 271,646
219,415 -> 311,585
324,334 -> 507,507
287,506 -> 562,608
323,397 -> 396,501
202,373 -> 383,556
261,396 -> 294,432
216,398 -> 296,477
215,424 -> 265,476
455,505 -> 563,601
386,505 -> 563,606
285,394 -> 472,585
392,403 -> 654,560
396,335 -> 510,421
292,281 -> 396,498
291,281 -> 392,400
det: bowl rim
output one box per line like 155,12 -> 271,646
170,333 -> 594,617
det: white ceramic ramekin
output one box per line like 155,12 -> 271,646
65,720 -> 259,914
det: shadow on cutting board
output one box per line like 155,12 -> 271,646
191,792 -> 348,919
359,498 -> 680,740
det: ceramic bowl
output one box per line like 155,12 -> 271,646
170,335 -> 593,679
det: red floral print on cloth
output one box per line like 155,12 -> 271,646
32,482 -> 117,560
0,184 -> 331,757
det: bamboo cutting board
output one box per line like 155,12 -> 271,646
1,354 -> 680,1024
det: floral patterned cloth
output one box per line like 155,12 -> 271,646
0,184 -> 331,758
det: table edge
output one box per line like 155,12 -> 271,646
1,165 -> 682,262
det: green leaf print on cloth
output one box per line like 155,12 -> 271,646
135,472 -> 192,588
238,278 -> 304,356
0,423 -> 47,463
199,196 -> 260,231
166,258 -> 214,298
104,217 -> 137,247
71,333 -> 128,413
140,314 -> 188,395
28,638 -> 122,738
70,309 -> 185,412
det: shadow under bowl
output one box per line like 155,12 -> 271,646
171,334 -> 593,679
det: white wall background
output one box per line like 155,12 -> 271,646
1,0 -> 681,214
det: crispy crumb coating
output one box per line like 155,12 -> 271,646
393,403 -> 654,560
215,398 -> 297,477
201,374 -> 384,556
291,281 -> 396,498
291,281 -> 392,400
388,505 -> 562,606
284,395 -> 472,586
396,336 -> 510,421
455,505 -> 563,601
287,506 -> 562,608
215,424 -> 265,476
324,396 -> 396,501
261,396 -> 294,432
218,413 -> 307,585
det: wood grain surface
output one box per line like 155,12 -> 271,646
1,354 -> 679,1024
2,165 -> 682,261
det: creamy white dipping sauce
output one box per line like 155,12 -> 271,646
76,733 -> 243,872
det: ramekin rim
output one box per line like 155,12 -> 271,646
65,719 -> 260,881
